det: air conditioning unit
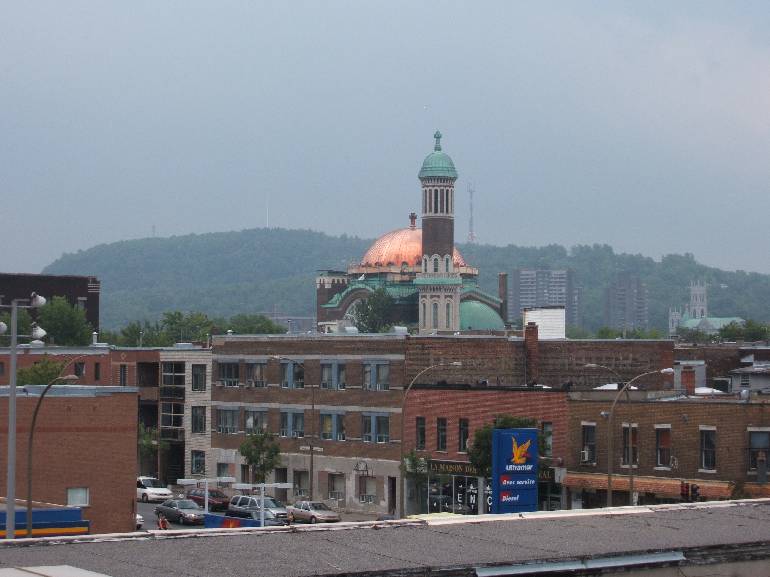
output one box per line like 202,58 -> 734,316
580,450 -> 591,463
320,381 -> 330,389
338,382 -> 346,390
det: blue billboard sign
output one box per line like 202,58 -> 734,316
491,428 -> 539,514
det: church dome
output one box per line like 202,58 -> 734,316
459,301 -> 505,331
418,131 -> 458,179
360,225 -> 466,267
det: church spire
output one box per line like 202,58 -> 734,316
434,130 -> 442,151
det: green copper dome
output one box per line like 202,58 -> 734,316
418,131 -> 458,179
459,300 -> 505,331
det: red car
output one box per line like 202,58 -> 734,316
186,488 -> 229,511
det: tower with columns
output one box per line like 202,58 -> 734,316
417,131 -> 462,333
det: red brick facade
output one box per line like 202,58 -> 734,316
0,387 -> 138,534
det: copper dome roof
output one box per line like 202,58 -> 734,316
360,227 -> 466,267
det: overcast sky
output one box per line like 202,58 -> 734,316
2,1 -> 769,275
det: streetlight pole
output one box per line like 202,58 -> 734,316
1,293 -> 46,539
25,372 -> 79,536
585,364 -> 674,507
398,361 -> 462,519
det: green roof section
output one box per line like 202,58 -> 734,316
459,300 -> 505,331
414,275 -> 463,286
418,131 -> 458,179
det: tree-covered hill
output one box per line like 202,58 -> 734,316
43,228 -> 770,331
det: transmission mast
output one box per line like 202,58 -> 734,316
467,183 -> 477,243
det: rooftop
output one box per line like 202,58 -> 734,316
2,501 -> 770,576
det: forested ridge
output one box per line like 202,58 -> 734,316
43,227 -> 770,331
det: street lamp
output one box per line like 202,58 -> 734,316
1,292 -> 47,539
398,361 -> 462,519
584,364 -> 674,507
25,372 -> 79,537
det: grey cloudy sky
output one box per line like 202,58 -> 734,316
2,1 -> 769,274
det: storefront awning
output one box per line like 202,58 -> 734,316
562,472 -> 733,499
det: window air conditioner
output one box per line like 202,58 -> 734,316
580,450 -> 591,463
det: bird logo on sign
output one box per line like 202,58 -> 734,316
511,437 -> 531,465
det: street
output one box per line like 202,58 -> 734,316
136,500 -> 225,531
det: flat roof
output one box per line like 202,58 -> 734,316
1,501 -> 769,576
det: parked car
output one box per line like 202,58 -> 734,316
136,513 -> 144,530
287,501 -> 341,524
154,499 -> 205,525
187,488 -> 229,511
226,508 -> 288,527
137,476 -> 173,503
228,495 -> 289,522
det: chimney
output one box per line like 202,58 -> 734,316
682,365 -> 696,396
524,322 -> 539,385
92,331 -> 98,345
498,272 -> 508,325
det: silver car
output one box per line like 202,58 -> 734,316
287,501 -> 341,524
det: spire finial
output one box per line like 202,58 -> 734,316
433,130 -> 442,151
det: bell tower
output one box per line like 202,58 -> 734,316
417,131 -> 461,333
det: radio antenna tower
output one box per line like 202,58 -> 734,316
467,182 -> 477,243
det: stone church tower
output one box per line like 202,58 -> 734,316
687,281 -> 708,319
417,131 -> 462,334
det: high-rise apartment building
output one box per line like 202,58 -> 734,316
604,274 -> 648,333
508,269 -> 579,327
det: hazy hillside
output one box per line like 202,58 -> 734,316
44,228 -> 770,331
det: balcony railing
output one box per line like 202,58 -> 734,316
328,491 -> 344,500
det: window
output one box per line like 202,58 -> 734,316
440,188 -> 444,212
321,362 -> 346,390
241,464 -> 251,483
432,302 -> 438,329
656,426 -> 672,467
218,362 -> 239,387
320,413 -> 345,440
329,473 -> 345,500
217,408 -> 240,434
541,422 -> 553,458
94,362 -> 100,381
191,450 -> 205,475
740,374 -> 750,388
581,423 -> 596,463
119,364 -> 127,386
192,364 -> 207,391
416,416 -> 426,450
433,257 -> 439,273
622,424 -> 639,466
246,363 -> 266,387
67,487 -> 89,507
358,476 -> 376,503
437,418 -> 447,451
73,362 -> 85,377
162,362 -> 185,386
459,418 -> 469,453
294,470 -> 309,497
700,428 -> 716,471
422,302 -> 427,326
363,362 -> 389,390
433,189 -> 438,213
445,301 -> 451,328
0,361 -> 4,376
191,406 -> 206,434
217,463 -> 229,478
245,410 -> 267,433
748,431 -> 770,470
445,256 -> 450,273
280,411 -> 304,437
161,402 -> 184,428
280,361 -> 304,389
362,413 -> 389,443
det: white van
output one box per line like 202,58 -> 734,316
136,476 -> 173,503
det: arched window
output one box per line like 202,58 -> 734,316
434,189 -> 439,214
446,301 -> 452,329
423,257 -> 428,272
423,190 -> 427,214
432,302 -> 439,329
445,256 -> 451,272
439,189 -> 444,213
433,257 -> 439,273
422,302 -> 427,327
448,189 -> 452,213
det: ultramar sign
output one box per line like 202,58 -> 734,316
491,428 -> 539,513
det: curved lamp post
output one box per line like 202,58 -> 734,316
584,364 -> 674,507
1,292 -> 47,539
398,361 -> 462,519
25,373 -> 79,536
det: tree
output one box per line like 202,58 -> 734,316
137,423 -> 167,476
743,320 -> 769,342
353,288 -> 394,333
161,311 -> 212,343
222,314 -> 286,335
239,429 -> 282,484
468,414 -> 538,478
595,327 -> 620,339
0,308 -> 32,347
16,356 -> 66,386
37,296 -> 93,346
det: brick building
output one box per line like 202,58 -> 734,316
0,273 -> 100,331
191,331 -> 673,516
564,390 -> 770,508
0,385 -> 138,534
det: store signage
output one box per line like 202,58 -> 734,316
491,428 -> 539,514
428,459 -> 480,476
